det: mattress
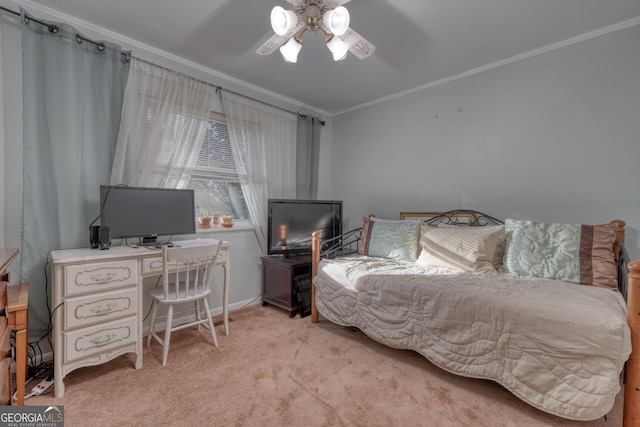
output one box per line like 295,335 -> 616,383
314,255 -> 631,421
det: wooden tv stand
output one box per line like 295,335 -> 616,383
260,255 -> 311,317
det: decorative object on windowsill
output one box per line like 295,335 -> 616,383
255,0 -> 375,63
221,216 -> 234,228
198,210 -> 212,229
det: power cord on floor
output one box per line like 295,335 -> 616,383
12,370 -> 54,402
12,376 -> 36,402
10,343 -> 54,403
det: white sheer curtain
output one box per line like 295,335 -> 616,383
21,8 -> 126,335
111,57 -> 217,188
221,90 -> 297,253
296,114 -> 323,199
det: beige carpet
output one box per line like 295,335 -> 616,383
27,305 -> 623,426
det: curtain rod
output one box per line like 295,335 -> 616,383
135,57 -> 324,125
0,4 -> 323,124
132,57 -> 290,117
0,5 -> 130,62
220,87 -> 324,125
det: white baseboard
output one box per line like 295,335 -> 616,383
146,295 -> 262,333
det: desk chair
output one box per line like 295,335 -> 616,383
147,242 -> 221,366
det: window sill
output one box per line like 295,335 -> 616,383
195,222 -> 253,234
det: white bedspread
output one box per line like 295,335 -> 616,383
314,255 -> 631,421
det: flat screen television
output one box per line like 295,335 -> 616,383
100,185 -> 196,242
268,199 -> 342,257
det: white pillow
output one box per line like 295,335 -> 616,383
415,225 -> 504,274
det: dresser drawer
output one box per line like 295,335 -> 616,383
64,260 -> 138,296
141,248 -> 227,277
0,357 -> 9,406
64,316 -> 137,363
0,316 -> 10,405
0,317 -> 9,356
64,287 -> 137,330
141,257 -> 164,276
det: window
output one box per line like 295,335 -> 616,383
146,104 -> 249,221
185,113 -> 249,220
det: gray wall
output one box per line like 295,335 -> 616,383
331,24 -> 640,260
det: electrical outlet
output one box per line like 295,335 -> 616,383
32,377 -> 54,395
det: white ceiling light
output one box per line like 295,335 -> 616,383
256,1 -> 375,63
323,6 -> 350,37
326,35 -> 349,61
279,36 -> 303,63
270,6 -> 298,36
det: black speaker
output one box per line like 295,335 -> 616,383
90,225 -> 100,249
90,225 -> 111,250
98,226 -> 111,250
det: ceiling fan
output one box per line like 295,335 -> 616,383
255,0 -> 375,63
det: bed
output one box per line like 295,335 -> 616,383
309,210 -> 639,423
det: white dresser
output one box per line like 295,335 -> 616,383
50,239 -> 230,398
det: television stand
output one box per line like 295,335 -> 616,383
260,256 -> 312,317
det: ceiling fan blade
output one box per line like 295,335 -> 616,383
255,34 -> 288,56
341,28 -> 375,59
325,0 -> 352,8
255,21 -> 305,56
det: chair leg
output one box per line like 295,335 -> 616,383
202,298 -> 218,348
147,299 -> 158,348
195,300 -> 201,332
162,305 -> 174,366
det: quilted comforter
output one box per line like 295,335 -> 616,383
314,255 -> 631,421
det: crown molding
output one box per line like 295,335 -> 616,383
331,16 -> 640,117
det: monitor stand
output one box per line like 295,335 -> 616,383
139,236 -> 177,249
139,235 -> 158,247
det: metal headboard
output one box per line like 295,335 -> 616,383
423,210 -> 504,227
319,227 -> 362,259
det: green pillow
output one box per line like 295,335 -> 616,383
501,219 -> 618,289
359,217 -> 420,262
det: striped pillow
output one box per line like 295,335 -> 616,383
501,219 -> 618,290
415,224 -> 504,274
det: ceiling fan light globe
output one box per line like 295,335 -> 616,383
271,6 -> 297,36
324,6 -> 350,37
280,37 -> 302,63
327,36 -> 349,61
334,51 -> 348,61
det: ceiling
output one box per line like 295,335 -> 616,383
10,0 -> 640,115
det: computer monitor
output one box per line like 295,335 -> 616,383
100,185 -> 196,241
